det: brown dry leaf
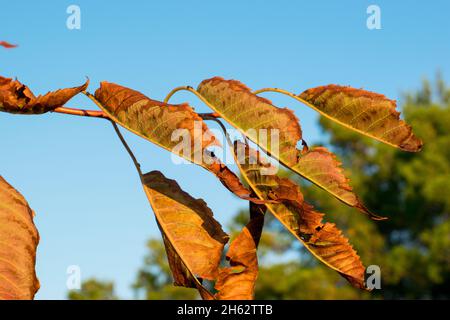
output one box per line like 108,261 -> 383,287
0,41 -> 17,49
214,214 -> 262,300
141,171 -> 229,299
95,81 -> 265,204
197,77 -> 376,218
0,176 -> 40,299
0,76 -> 88,114
233,142 -> 367,289
299,85 -> 423,152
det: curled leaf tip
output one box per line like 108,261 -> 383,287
0,76 -> 89,114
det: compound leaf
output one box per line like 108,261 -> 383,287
197,77 -> 376,218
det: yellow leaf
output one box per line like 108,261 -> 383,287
95,81 -> 219,164
141,171 -> 229,299
197,77 -> 377,218
0,176 -> 40,299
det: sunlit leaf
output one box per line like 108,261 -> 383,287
232,142 -> 367,289
298,85 -> 423,152
95,81 -> 266,204
0,41 -> 17,49
215,214 -> 262,300
141,171 -> 229,300
0,76 -> 88,114
0,176 -> 39,299
197,77 -> 375,218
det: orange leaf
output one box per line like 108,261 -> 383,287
95,81 -> 267,205
299,85 -> 423,152
0,76 -> 88,114
215,214 -> 262,300
197,77 -> 376,218
0,176 -> 40,299
0,41 -> 17,49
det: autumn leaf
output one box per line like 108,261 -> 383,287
232,142 -> 367,289
197,77 -> 376,218
95,81 -> 266,204
141,171 -> 229,300
0,76 -> 89,114
0,41 -> 17,49
198,77 -> 302,166
0,176 -> 40,299
214,214 -> 262,300
298,85 -> 423,152
95,82 -> 220,162
293,147 -> 385,220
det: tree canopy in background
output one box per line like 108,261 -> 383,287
68,75 -> 450,300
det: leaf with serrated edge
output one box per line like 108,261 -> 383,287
141,171 -> 229,299
298,85 -> 423,152
197,77 -> 379,219
232,142 -> 367,289
198,77 -> 302,166
0,75 -> 88,114
0,176 -> 40,299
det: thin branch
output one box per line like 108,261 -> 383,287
110,121 -> 143,178
253,87 -> 313,111
53,106 -> 109,119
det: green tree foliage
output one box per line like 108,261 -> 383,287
68,279 -> 118,300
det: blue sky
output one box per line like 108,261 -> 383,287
1,1 -> 449,299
